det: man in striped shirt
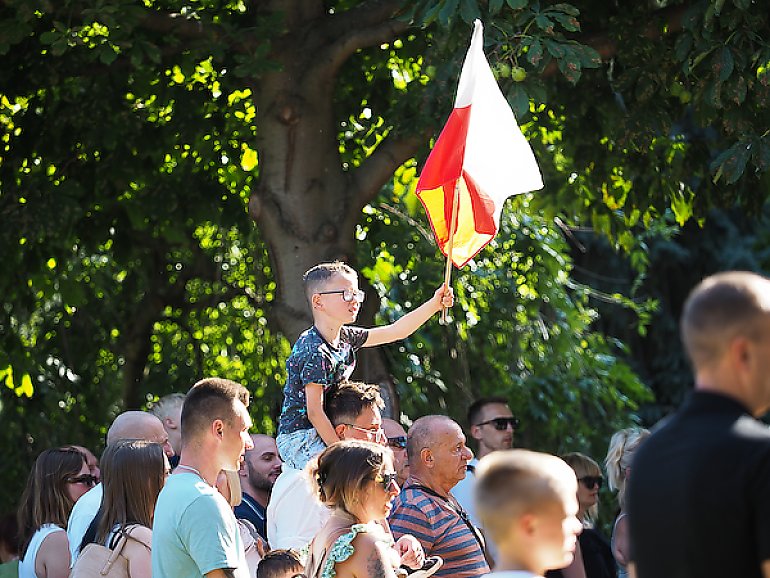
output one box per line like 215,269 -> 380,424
389,415 -> 490,578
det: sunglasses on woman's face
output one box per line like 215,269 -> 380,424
67,474 -> 98,488
374,472 -> 399,491
578,475 -> 603,489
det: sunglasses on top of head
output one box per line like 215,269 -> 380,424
475,417 -> 520,431
316,288 -> 365,303
578,475 -> 604,490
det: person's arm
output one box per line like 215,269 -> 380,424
339,533 -> 399,578
36,530 -> 71,578
306,382 -> 341,446
205,570 -> 237,578
364,285 -> 454,348
612,514 -> 630,567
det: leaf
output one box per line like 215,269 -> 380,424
543,39 -> 566,58
752,140 -> 770,171
557,52 -> 582,84
439,0 -> 460,26
527,39 -> 544,67
552,12 -> 580,32
506,84 -> 530,118
711,142 -> 751,184
459,0 -> 481,23
489,0 -> 504,14
535,14 -> 554,33
712,46 -> 734,82
674,32 -> 692,63
733,0 -> 750,9
505,0 -> 528,9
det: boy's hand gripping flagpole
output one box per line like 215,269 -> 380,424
415,19 -> 544,325
441,181 -> 461,324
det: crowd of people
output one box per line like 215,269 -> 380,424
3,267 -> 770,578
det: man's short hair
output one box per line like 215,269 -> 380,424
681,271 -> 770,368
148,392 -> 186,420
303,261 -> 356,302
181,378 -> 250,445
324,381 -> 383,426
467,396 -> 510,426
406,415 -> 455,464
256,549 -> 304,578
475,449 -> 576,545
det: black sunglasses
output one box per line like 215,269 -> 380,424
475,417 -> 520,431
387,436 -> 407,449
578,475 -> 604,489
67,474 -> 98,487
374,472 -> 399,491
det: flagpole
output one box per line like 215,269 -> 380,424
441,180 -> 461,325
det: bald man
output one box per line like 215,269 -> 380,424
389,415 -> 488,578
235,434 -> 282,541
67,411 -> 174,564
629,272 -> 770,578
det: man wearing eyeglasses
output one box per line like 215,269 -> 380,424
628,272 -> 770,578
452,397 -> 518,567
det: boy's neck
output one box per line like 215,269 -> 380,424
314,319 -> 344,344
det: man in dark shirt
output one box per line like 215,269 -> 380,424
235,434 -> 282,542
628,271 -> 770,578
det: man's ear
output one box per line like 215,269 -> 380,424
421,447 -> 433,468
164,416 -> 178,430
311,293 -> 323,310
238,459 -> 249,478
470,424 -> 483,442
334,423 -> 347,440
212,418 -> 225,439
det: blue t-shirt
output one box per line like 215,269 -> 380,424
278,325 -> 368,436
152,472 -> 249,578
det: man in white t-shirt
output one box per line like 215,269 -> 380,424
453,397 -> 518,567
152,377 -> 254,578
66,411 -> 174,565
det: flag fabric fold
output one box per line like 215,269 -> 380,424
416,19 -> 544,268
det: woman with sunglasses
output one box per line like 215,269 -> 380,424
604,428 -> 649,578
18,447 -> 92,578
73,440 -> 168,578
305,440 -> 434,578
546,453 -> 616,578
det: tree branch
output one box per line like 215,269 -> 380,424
351,131 -> 425,207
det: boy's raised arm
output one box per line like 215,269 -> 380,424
306,382 -> 341,446
364,285 -> 454,348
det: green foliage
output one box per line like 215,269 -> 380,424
360,170 -> 652,457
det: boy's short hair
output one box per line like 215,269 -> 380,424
303,261 -> 356,302
324,381 -> 384,426
257,549 -> 304,578
181,378 -> 250,445
148,392 -> 186,420
475,449 -> 576,544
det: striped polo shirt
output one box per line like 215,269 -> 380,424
388,477 -> 489,578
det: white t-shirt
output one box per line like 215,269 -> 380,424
66,483 -> 103,566
266,466 -> 330,550
19,524 -> 64,578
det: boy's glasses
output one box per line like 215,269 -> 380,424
67,474 -> 98,487
387,436 -> 407,449
317,288 -> 366,303
373,472 -> 399,491
578,475 -> 604,489
475,417 -> 520,431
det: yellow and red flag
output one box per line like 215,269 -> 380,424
416,20 -> 543,268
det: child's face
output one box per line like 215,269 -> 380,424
533,489 -> 583,573
315,272 -> 361,324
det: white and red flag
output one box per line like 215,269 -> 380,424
416,19 -> 544,268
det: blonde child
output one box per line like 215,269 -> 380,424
276,261 -> 453,470
475,449 -> 584,578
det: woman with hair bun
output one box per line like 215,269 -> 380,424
18,447 -> 92,578
604,428 -> 650,578
305,440 -> 435,578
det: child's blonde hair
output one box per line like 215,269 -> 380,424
475,449 -> 576,546
604,427 -> 650,509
